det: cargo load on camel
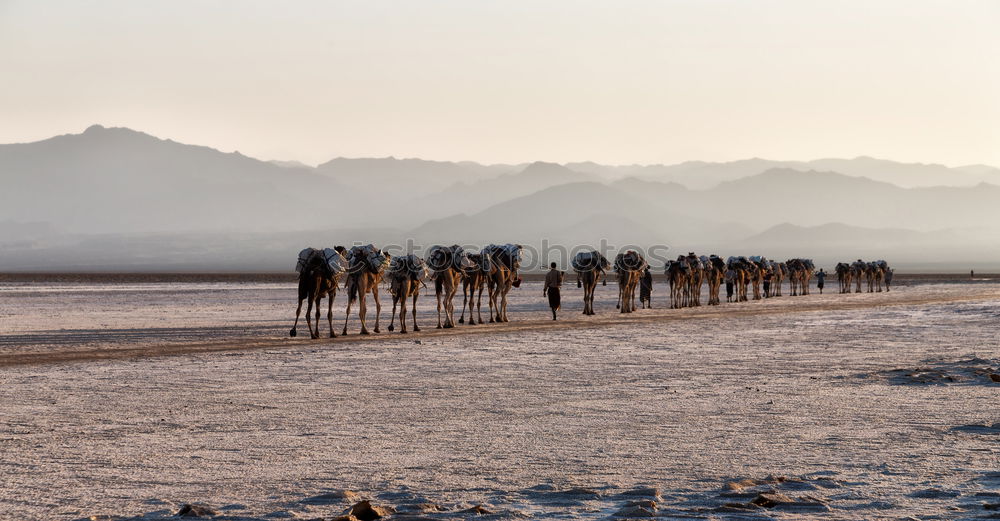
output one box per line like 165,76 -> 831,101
347,244 -> 391,274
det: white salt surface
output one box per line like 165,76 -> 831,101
1,281 -> 999,520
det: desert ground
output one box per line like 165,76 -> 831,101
2,277 -> 1000,520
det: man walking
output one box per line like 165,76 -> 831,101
816,268 -> 826,294
725,267 -> 736,302
639,267 -> 653,308
543,262 -> 564,320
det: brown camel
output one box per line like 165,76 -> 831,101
727,257 -> 751,302
290,247 -> 347,339
851,260 -> 866,293
341,244 -> 389,335
428,245 -> 469,329
836,262 -> 852,294
459,252 -> 491,325
482,244 -> 522,322
704,255 -> 725,305
573,250 -> 610,315
666,260 -> 688,309
765,261 -> 780,297
614,250 -> 646,313
386,255 -> 427,334
685,253 -> 705,306
749,258 -> 766,301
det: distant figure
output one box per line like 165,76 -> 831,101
639,267 -> 653,308
725,267 -> 736,303
971,269 -> 975,279
884,268 -> 893,291
816,269 -> 826,294
543,262 -> 564,320
763,269 -> 772,297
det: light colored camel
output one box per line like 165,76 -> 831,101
667,260 -> 693,308
485,260 -> 513,322
386,255 -> 426,334
428,245 -> 465,329
614,250 -> 645,313
341,245 -> 387,335
482,244 -> 522,323
704,255 -> 725,305
684,253 -> 704,306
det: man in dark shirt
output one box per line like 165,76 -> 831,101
816,268 -> 826,294
543,262 -> 564,320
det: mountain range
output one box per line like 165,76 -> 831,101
1,125 -> 998,271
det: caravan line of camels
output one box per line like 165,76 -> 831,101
289,244 -> 892,339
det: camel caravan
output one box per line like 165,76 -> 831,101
291,244 -> 892,337
836,259 -> 893,294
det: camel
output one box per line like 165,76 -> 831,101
290,247 -> 347,339
785,258 -> 814,296
573,250 -> 610,315
482,244 -> 522,322
665,260 -> 688,309
428,245 -> 469,329
385,254 -> 427,334
614,250 -> 646,313
727,257 -> 752,302
341,244 -> 389,335
835,262 -> 852,294
748,256 -> 768,300
458,252 -> 491,325
866,261 -> 885,292
851,260 -> 866,293
684,253 -> 705,306
703,255 -> 725,305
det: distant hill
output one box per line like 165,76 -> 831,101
314,156 -> 516,200
613,168 -> 1000,232
408,181 -> 752,248
629,157 -> 1000,189
2,125 -> 1000,270
0,125 -> 357,234
412,161 -> 604,219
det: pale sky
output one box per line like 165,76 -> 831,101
1,1 -> 997,166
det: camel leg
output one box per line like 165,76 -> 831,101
500,287 -> 510,322
342,294 -> 353,336
487,283 -> 497,323
359,289 -> 370,335
313,294 -> 323,338
290,297 -> 304,337
436,287 -> 444,329
398,285 -> 407,334
388,293 -> 398,332
447,288 -> 455,327
327,290 -> 337,338
372,286 -> 381,333
472,284 -> 482,324
305,295 -> 316,339
459,282 -> 468,324
411,291 -> 420,332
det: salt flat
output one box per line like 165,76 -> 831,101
1,281 -> 999,520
